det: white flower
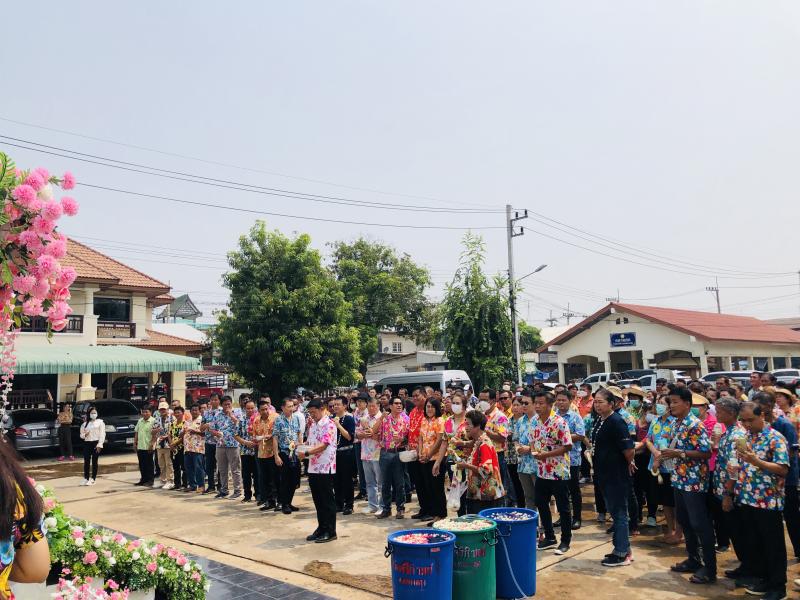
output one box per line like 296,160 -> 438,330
158,567 -> 165,574
204,583 -> 211,592
44,517 -> 57,529
108,557 -> 116,566
74,538 -> 84,547
72,526 -> 84,533
35,484 -> 46,495
102,535 -> 110,543
183,564 -> 191,572
38,184 -> 54,201
132,551 -> 141,560
94,539 -> 102,548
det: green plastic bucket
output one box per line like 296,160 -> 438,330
432,516 -> 497,600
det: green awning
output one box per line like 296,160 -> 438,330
14,345 -> 201,375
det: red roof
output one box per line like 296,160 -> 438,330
540,302 -> 800,350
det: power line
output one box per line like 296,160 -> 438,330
1,136 -> 501,214
0,116 -> 497,208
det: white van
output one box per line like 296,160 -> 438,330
375,370 -> 473,395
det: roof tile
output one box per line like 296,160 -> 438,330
66,239 -> 170,293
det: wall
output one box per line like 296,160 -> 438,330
377,331 -> 418,355
16,284 -> 98,348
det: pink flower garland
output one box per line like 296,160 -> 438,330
0,152 -> 79,407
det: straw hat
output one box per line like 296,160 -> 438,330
625,385 -> 646,399
603,385 -> 625,401
691,393 -> 709,406
773,388 -> 796,402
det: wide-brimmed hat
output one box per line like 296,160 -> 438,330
602,385 -> 624,401
625,385 -> 646,398
158,401 -> 169,410
773,387 -> 796,401
691,393 -> 709,406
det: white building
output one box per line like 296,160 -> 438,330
539,302 -> 800,382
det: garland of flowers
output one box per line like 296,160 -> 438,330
36,480 -> 210,599
0,152 -> 79,409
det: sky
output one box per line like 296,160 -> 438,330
4,1 -> 800,326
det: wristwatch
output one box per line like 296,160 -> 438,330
680,450 -> 687,459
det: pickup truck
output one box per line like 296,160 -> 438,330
110,377 -> 168,409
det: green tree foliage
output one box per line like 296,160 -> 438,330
330,238 -> 434,373
215,222 -> 360,396
518,320 -> 544,353
438,233 -> 513,388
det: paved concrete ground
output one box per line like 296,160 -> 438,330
25,451 -> 800,599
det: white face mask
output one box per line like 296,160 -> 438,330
452,404 -> 463,415
349,403 -> 357,411
476,401 -> 491,413
89,412 -> 98,420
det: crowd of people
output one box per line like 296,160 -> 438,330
68,371 -> 799,599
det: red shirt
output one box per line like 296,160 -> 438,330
407,406 -> 425,448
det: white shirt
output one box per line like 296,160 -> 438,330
80,419 -> 106,447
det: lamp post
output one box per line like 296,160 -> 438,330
511,264 -> 547,385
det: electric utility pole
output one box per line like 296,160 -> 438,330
562,303 -> 578,325
545,310 -> 559,327
706,277 -> 721,314
507,205 -> 528,386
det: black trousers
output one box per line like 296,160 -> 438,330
721,501 -> 746,564
633,453 -> 658,519
278,452 -> 300,507
739,504 -> 787,592
172,449 -> 185,488
334,447 -> 356,510
466,497 -> 503,514
566,465 -> 582,520
784,485 -> 800,558
257,456 -> 277,503
241,455 -> 258,500
595,476 -> 607,513
309,473 -> 337,535
535,477 -> 571,544
419,461 -> 447,518
83,441 -> 99,480
674,489 -> 716,575
626,475 -> 640,531
204,443 -> 218,491
408,460 -> 425,511
707,492 -> 730,547
580,449 -> 592,479
137,449 -> 154,484
59,424 -> 73,457
507,464 -> 526,509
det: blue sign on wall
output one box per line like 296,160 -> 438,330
610,332 -> 636,347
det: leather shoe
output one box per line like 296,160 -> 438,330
289,505 -> 299,512
571,519 -> 582,530
306,530 -> 321,542
315,532 -> 337,543
282,505 -> 292,514
343,507 -> 353,516
411,512 -> 424,519
376,510 -> 391,519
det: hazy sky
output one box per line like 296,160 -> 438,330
4,2 -> 800,325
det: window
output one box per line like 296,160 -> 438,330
584,375 -> 598,384
773,358 -> 788,370
754,357 -> 769,371
706,357 -> 723,372
392,342 -> 403,353
94,297 -> 131,322
793,358 -> 800,369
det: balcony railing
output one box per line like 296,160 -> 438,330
21,315 -> 84,333
97,321 -> 137,339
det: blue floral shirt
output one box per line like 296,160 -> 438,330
273,413 -> 301,454
616,407 -> 636,437
212,411 -> 240,448
557,409 -> 585,467
202,407 -> 221,445
712,424 -> 746,499
236,415 -> 256,456
670,414 -> 711,493
735,425 -> 789,510
646,415 -> 676,473
512,414 -> 537,475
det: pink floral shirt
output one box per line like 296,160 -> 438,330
308,415 -> 337,474
380,412 -> 410,451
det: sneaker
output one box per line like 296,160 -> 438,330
80,479 -> 90,486
538,538 -> 557,550
152,482 -> 163,489
395,510 -> 405,520
553,543 -> 570,555
596,513 -> 606,523
58,456 -> 65,462
361,507 -> 375,515
578,477 -> 590,484
374,508 -> 384,515
715,544 -> 729,553
646,517 -> 658,527
87,479 -> 96,486
602,554 -> 631,567
228,492 -> 242,500
163,483 -> 175,490
762,591 -> 787,600
376,510 -> 391,519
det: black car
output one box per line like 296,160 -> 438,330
72,400 -> 139,449
2,408 -> 58,451
110,377 -> 169,408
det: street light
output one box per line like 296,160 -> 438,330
511,264 -> 548,386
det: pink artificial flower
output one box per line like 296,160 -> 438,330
61,172 -> 75,190
42,200 -> 63,221
3,204 -> 21,220
61,196 -> 79,216
107,579 -> 119,590
44,497 -> 56,511
166,547 -> 179,559
50,287 -> 72,302
11,184 -> 37,207
24,171 -> 45,191
36,254 -> 58,277
56,267 -> 77,289
32,215 -> 56,236
154,543 -> 164,554
191,571 -> 201,582
34,167 -> 50,182
129,539 -> 142,549
50,318 -> 68,332
71,530 -> 85,539
22,299 -> 44,317
44,237 -> 68,259
18,229 -> 40,247
113,533 -> 125,544
31,278 -> 50,299
83,551 -> 98,565
47,301 -> 70,321
146,562 -> 157,573
12,275 -> 35,294
176,555 -> 187,566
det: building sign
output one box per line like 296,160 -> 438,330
610,332 -> 636,347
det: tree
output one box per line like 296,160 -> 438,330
437,233 -> 513,389
518,320 -> 544,353
330,238 -> 434,374
214,222 -> 360,397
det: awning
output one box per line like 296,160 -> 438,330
14,345 -> 201,375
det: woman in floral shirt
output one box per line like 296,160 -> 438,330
417,398 -> 446,522
457,409 -> 505,514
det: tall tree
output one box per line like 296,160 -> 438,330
518,320 -> 544,353
215,222 -> 360,396
438,233 -> 513,388
330,238 -> 434,375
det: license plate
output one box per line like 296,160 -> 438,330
125,437 -> 134,445
33,430 -> 47,438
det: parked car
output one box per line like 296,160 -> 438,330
375,370 -> 473,396
580,372 -> 625,392
1,408 -> 58,451
700,371 -> 753,386
772,369 -> 800,386
71,400 -> 140,449
110,377 -> 168,408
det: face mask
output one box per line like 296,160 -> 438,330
645,413 -> 655,423
349,403 -> 356,411
577,390 -> 587,398
89,412 -> 98,420
476,401 -> 491,413
452,405 -> 463,415
690,407 -> 701,417
628,400 -> 641,409
656,404 -> 667,416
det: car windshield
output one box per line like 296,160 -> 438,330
9,409 -> 55,425
93,402 -> 138,417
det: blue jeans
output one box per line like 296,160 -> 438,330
184,452 -> 205,490
599,476 -> 630,557
363,459 -> 382,511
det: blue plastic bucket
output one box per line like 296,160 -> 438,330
479,507 -> 538,598
386,529 -> 456,600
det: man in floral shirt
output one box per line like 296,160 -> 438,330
298,398 -> 338,543
374,398 -> 410,519
660,387 -> 715,584
512,389 -> 537,510
233,399 -> 259,504
527,390 -> 572,555
211,396 -> 243,500
555,389 -> 586,530
732,398 -> 789,600
200,393 -> 222,494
